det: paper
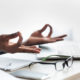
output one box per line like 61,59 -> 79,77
37,45 -> 58,58
0,57 -> 32,71
0,70 -> 20,80
10,70 -> 52,80
0,53 -> 37,61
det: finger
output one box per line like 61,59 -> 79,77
55,38 -> 64,41
17,32 -> 23,45
54,34 -> 67,38
27,45 -> 41,51
29,47 -> 41,51
28,46 -> 41,51
8,32 -> 23,51
46,24 -> 53,37
51,37 -> 64,40
39,24 -> 53,37
6,32 -> 21,40
35,48 -> 41,51
43,38 -> 63,43
11,32 -> 23,49
28,45 -> 37,48
5,46 -> 41,53
16,47 -> 40,53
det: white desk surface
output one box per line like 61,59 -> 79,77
0,41 -> 80,80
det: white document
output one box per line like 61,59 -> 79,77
0,53 -> 37,60
37,41 -> 80,59
0,57 -> 33,71
0,70 -> 20,80
10,69 -> 52,80
37,45 -> 58,58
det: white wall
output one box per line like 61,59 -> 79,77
0,0 -> 80,42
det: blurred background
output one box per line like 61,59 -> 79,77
0,0 -> 80,42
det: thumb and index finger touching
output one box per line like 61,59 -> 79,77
6,32 -> 23,48
39,24 -> 67,38
39,24 -> 53,37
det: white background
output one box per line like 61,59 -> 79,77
0,0 -> 80,42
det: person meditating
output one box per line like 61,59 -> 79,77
0,24 -> 67,53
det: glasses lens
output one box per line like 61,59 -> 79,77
67,57 -> 73,67
56,61 -> 64,71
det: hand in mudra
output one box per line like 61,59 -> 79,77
0,32 -> 40,53
23,24 -> 67,46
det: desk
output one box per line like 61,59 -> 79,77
1,41 -> 80,80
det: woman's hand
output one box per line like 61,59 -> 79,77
0,32 -> 41,53
23,24 -> 67,46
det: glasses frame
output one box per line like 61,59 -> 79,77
55,56 -> 73,71
29,56 -> 73,71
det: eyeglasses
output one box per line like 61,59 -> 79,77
29,55 -> 73,71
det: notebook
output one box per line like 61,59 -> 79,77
0,57 -> 33,71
